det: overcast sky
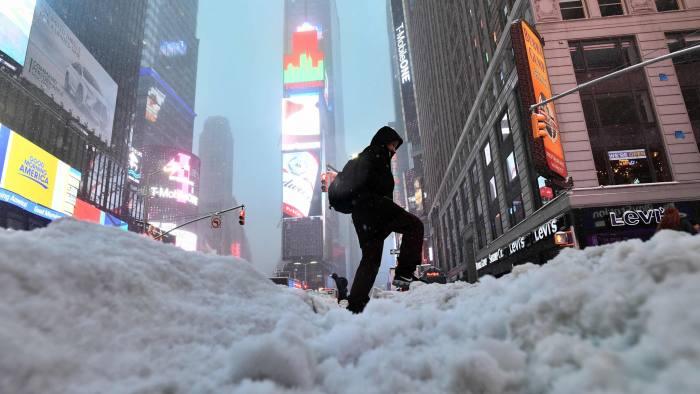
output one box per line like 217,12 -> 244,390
194,0 -> 396,274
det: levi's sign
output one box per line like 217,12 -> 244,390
477,217 -> 561,271
610,207 -> 664,227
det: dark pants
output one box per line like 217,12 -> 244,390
337,289 -> 348,303
348,196 -> 424,313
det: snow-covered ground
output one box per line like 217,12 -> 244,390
1,219 -> 699,394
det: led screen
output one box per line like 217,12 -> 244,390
282,150 -> 320,218
282,93 -> 320,151
0,124 -> 80,218
152,222 -> 197,252
22,0 -> 117,144
0,0 -> 36,66
283,30 -> 324,90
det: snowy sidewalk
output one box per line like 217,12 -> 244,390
1,219 -> 699,394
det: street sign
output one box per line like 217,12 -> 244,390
211,215 -> 222,229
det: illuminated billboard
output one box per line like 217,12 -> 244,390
145,87 -> 166,123
0,0 -> 36,66
73,198 -> 127,230
0,124 -> 81,219
511,20 -> 568,179
282,93 -> 321,151
22,0 -> 117,145
282,150 -> 321,218
151,221 -> 197,252
283,30 -> 324,90
142,145 -> 200,223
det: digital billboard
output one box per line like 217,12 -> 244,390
283,30 -> 324,90
141,145 -> 200,223
151,221 -> 197,252
0,0 -> 36,66
0,124 -> 81,219
282,150 -> 321,218
282,216 -> 323,260
511,20 -> 568,179
282,93 -> 321,151
22,0 -> 117,145
145,87 -> 166,123
73,198 -> 127,230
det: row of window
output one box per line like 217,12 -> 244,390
436,31 -> 700,272
561,0 -> 681,20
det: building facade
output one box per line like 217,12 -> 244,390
404,0 -> 700,282
279,0 -> 347,289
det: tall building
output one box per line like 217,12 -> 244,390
1,0 -> 129,231
387,0 -> 431,267
279,0 -> 347,289
403,0 -> 700,282
196,116 -> 252,261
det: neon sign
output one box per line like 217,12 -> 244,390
150,153 -> 198,206
283,30 -> 324,90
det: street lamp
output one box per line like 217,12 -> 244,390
293,261 -> 318,288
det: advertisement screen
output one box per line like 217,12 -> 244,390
283,30 -> 324,90
145,87 -> 166,123
0,124 -> 80,217
282,150 -> 321,218
73,198 -> 127,230
0,0 -> 36,66
151,221 -> 197,252
282,216 -> 323,260
22,0 -> 117,145
142,145 -> 200,222
282,93 -> 321,151
511,20 -> 568,179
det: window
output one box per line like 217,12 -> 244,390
560,0 -> 585,20
599,0 -> 623,16
509,195 -> 525,225
500,112 -> 511,139
489,177 -> 498,201
656,0 -> 679,11
506,153 -> 518,180
571,37 -> 671,186
667,32 -> 700,153
483,142 -> 492,165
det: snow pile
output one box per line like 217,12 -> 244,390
1,219 -> 700,394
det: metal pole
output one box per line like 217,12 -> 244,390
530,44 -> 700,113
153,204 -> 245,240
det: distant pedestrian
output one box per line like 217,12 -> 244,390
331,273 -> 348,304
657,207 -> 696,235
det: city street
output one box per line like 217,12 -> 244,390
2,219 -> 699,393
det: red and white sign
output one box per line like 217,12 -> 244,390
282,94 -> 320,151
282,151 -> 319,218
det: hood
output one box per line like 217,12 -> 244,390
370,126 -> 403,150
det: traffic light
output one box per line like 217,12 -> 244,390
531,111 -> 548,138
238,208 -> 246,225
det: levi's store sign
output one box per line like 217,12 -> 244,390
511,20 -> 568,179
477,217 -> 561,271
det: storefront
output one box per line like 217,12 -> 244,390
574,200 -> 700,248
477,213 -> 571,278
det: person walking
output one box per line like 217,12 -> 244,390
343,126 -> 424,314
656,207 -> 697,235
330,273 -> 348,304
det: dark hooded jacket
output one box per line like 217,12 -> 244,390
355,126 -> 404,201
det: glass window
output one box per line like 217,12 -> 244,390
500,112 -> 511,139
656,0 -> 679,11
506,153 -> 517,180
571,37 -> 671,186
560,0 -> 586,20
509,195 -> 525,225
599,0 -> 624,16
489,176 -> 497,201
667,31 -> 700,153
483,143 -> 492,165
492,212 -> 503,238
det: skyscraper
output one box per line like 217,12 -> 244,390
280,0 -> 347,288
196,116 -> 251,261
402,0 -> 700,282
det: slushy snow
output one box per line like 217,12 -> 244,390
1,219 -> 699,394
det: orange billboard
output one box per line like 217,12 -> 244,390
512,20 -> 568,179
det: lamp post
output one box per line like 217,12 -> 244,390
294,260 -> 318,288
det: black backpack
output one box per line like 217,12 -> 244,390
328,158 -> 364,214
